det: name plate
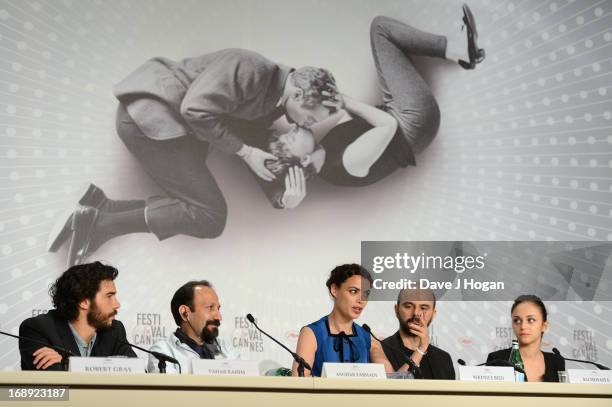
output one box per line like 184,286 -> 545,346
458,366 -> 516,382
567,369 -> 612,384
69,357 -> 146,374
321,362 -> 386,379
191,359 -> 259,376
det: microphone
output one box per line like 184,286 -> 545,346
486,358 -> 527,375
362,324 -> 422,379
458,359 -> 487,367
1,329 -> 76,357
120,340 -> 181,374
553,347 -> 610,370
1,329 -> 75,370
246,313 -> 311,377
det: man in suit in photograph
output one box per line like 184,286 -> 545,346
48,48 -> 340,266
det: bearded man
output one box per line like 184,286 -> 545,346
147,281 -> 239,374
19,262 -> 136,370
381,288 -> 455,379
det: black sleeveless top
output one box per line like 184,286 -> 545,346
319,117 -> 415,187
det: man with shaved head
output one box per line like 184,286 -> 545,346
382,288 -> 455,379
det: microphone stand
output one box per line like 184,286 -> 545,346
1,329 -> 75,371
458,358 -> 527,380
362,324 -> 422,379
482,359 -> 527,376
553,347 -> 610,370
120,340 -> 181,374
246,314 -> 311,377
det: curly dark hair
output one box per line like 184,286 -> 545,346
292,66 -> 339,113
325,263 -> 373,294
49,261 -> 118,321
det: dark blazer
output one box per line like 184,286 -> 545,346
382,331 -> 455,380
113,49 -> 292,154
19,310 -> 136,371
486,348 -> 565,382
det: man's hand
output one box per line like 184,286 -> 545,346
281,167 -> 306,209
32,347 -> 62,370
408,319 -> 430,352
238,145 -> 277,181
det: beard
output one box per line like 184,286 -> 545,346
201,319 -> 221,343
398,316 -> 426,338
87,302 -> 117,331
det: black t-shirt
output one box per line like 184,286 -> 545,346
319,117 -> 415,187
382,331 -> 455,380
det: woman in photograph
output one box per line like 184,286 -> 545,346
319,4 -> 485,186
292,264 -> 401,376
487,295 -> 565,382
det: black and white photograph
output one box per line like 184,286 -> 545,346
0,1 -> 611,402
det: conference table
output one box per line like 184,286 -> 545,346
1,371 -> 611,406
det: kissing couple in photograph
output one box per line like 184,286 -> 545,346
48,4 -> 485,266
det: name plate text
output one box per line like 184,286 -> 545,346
69,357 -> 146,374
191,359 -> 259,376
321,362 -> 386,379
458,366 -> 516,382
567,369 -> 612,384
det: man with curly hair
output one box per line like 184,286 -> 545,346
48,49 -> 340,266
18,262 -> 136,370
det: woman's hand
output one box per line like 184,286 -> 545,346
281,167 -> 306,209
321,84 -> 346,112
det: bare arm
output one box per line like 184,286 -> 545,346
291,326 -> 317,377
341,96 -> 397,177
370,339 -> 395,373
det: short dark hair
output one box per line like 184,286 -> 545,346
292,66 -> 339,113
170,280 -> 212,326
325,263 -> 373,293
49,262 -> 118,321
396,288 -> 437,308
511,294 -> 547,321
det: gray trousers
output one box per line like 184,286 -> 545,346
370,16 -> 445,155
116,104 -> 227,240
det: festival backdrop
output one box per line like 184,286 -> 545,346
1,0 -> 611,373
